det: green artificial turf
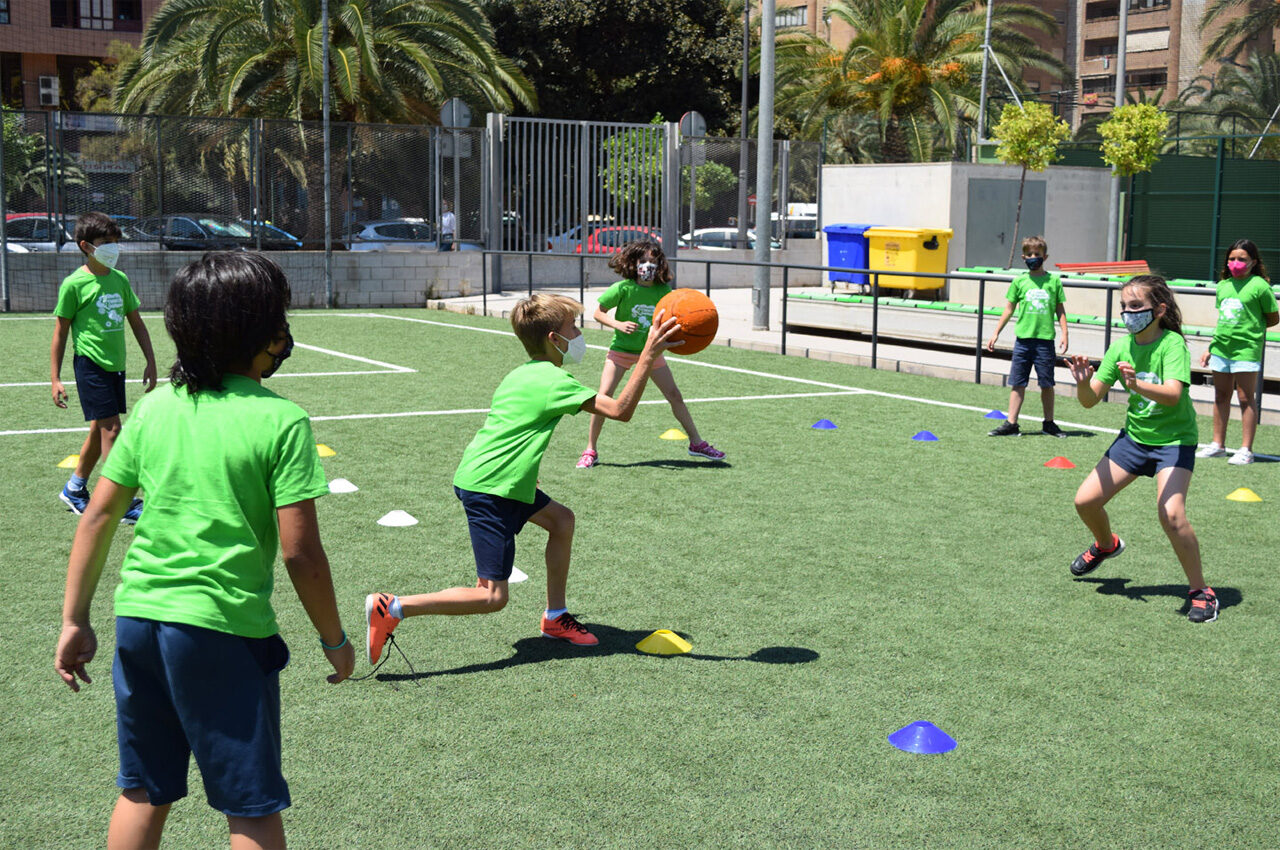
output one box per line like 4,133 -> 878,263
2,308 -> 1277,848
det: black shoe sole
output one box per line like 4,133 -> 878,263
1070,538 -> 1125,576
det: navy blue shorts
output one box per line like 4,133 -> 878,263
455,486 -> 552,581
1009,338 -> 1057,388
73,354 -> 126,421
112,617 -> 291,816
1104,431 -> 1195,478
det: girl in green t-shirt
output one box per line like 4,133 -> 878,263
1195,239 -> 1278,466
1065,275 -> 1218,623
576,240 -> 724,467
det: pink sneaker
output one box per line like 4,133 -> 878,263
688,441 -> 725,460
576,449 -> 598,469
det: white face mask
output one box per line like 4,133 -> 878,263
1121,308 -> 1154,334
637,261 -> 657,282
91,242 -> 121,269
555,332 -> 587,364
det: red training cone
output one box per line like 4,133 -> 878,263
1044,456 -> 1076,469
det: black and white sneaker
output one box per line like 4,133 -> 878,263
988,420 -> 1020,437
1043,420 -> 1065,438
1187,588 -> 1219,623
1070,535 -> 1125,576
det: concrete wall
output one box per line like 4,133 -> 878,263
4,240 -> 824,313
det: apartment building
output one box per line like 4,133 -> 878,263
0,0 -> 162,110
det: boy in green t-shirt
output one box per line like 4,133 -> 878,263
50,212 -> 157,522
984,235 -> 1068,437
365,293 -> 682,662
55,252 -> 354,848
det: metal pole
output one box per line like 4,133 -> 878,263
976,0 -> 995,147
871,274 -> 879,369
322,0 -> 334,306
1104,284 -> 1114,353
781,265 -> 789,356
1208,136 -> 1225,279
1106,0 -> 1128,262
752,0 -> 776,330
736,0 -> 750,249
251,119 -> 262,251
0,109 -> 7,310
975,278 -> 986,383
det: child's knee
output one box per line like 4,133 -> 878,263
96,417 -> 122,438
1235,387 -> 1256,408
550,505 -> 575,537
1157,503 -> 1187,532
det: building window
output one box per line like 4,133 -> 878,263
776,5 -> 807,29
0,0 -> 9,24
1084,39 -> 1119,57
50,0 -> 139,29
1126,69 -> 1167,88
1081,75 -> 1115,95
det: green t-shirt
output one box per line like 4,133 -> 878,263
597,279 -> 672,353
1096,329 -> 1198,446
1209,275 -> 1277,362
453,360 -> 596,503
53,267 -> 142,372
101,376 -> 330,638
1005,272 -> 1065,340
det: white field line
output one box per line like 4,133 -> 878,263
292,342 -> 415,372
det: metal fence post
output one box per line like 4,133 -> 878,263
1208,136 -> 1225,279
156,116 -> 165,230
871,274 -> 879,370
487,112 -> 504,293
781,266 -> 789,356
705,263 -> 711,297
975,278 -> 986,384
1104,284 -> 1114,353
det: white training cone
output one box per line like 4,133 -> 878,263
328,478 -> 359,494
377,510 -> 418,527
509,567 -> 529,584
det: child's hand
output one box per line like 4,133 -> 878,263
323,641 -> 355,684
985,334 -> 998,353
644,309 -> 684,352
55,623 -> 97,692
1117,360 -> 1137,389
1066,354 -> 1094,383
142,362 -> 157,393
618,321 -> 639,334
1058,336 -> 1069,354
1199,350 -> 1211,368
52,380 -> 68,408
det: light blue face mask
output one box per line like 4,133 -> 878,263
1121,309 -> 1154,334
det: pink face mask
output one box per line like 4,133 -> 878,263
1227,260 -> 1250,277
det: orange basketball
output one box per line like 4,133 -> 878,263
655,289 -> 719,355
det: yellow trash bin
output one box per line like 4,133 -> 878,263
864,227 -> 953,290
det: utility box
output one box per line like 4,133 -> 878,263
865,227 -> 953,290
822,223 -> 877,286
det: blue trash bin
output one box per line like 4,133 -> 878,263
823,224 -> 877,285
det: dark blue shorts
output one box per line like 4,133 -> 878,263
73,354 -> 126,421
1009,338 -> 1057,388
1104,431 -> 1195,478
455,486 -> 552,581
113,617 -> 291,816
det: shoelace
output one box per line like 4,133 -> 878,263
556,613 -> 589,633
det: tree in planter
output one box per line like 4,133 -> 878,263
1097,103 -> 1168,258
991,101 -> 1069,267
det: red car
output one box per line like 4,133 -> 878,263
574,226 -> 665,254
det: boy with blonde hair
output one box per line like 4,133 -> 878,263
366,293 -> 681,659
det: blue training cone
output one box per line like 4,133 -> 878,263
812,419 -> 837,430
888,721 -> 957,754
912,431 -> 939,441
984,410 -> 1007,420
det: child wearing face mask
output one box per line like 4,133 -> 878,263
1064,275 -> 1218,623
50,211 -> 157,523
985,235 -> 1068,437
576,240 -> 725,468
1195,239 -> 1277,465
365,294 -> 682,658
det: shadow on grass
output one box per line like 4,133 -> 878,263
373,624 -> 816,682
597,459 -> 731,470
1074,577 -> 1242,612
1029,429 -> 1097,438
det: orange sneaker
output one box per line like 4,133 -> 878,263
540,611 -> 599,646
365,593 -> 400,664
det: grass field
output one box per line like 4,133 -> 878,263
3,307 -> 1278,848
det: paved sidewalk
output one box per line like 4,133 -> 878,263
429,285 -> 1280,424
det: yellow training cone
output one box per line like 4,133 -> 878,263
57,454 -> 80,469
316,444 -> 336,458
660,429 -> 687,441
1226,488 -> 1262,503
636,629 -> 692,655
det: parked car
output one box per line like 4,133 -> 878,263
3,213 -> 159,252
545,216 -> 615,252
132,215 -> 254,251
575,226 -> 664,254
680,227 -> 780,251
238,221 -> 304,250
347,218 -> 480,251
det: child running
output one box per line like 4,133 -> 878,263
1065,275 -> 1217,623
51,211 -> 157,523
576,240 -> 724,468
54,252 -> 355,849
1196,238 -> 1277,465
365,294 -> 682,662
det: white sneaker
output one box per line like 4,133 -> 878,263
1228,448 -> 1255,465
1196,443 -> 1227,458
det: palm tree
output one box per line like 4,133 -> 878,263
770,0 -> 1066,162
1200,0 -> 1280,64
115,0 -> 535,122
1175,52 -> 1280,159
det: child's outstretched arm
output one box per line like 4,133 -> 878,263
50,317 -> 72,408
1067,354 -> 1107,408
593,305 -> 637,335
583,313 -> 682,421
985,302 -> 1017,352
125,310 -> 158,392
278,500 -> 354,683
56,477 -> 136,691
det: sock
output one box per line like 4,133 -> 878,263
545,607 -> 567,620
388,597 -> 404,619
1099,535 -> 1118,552
68,473 -> 87,492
